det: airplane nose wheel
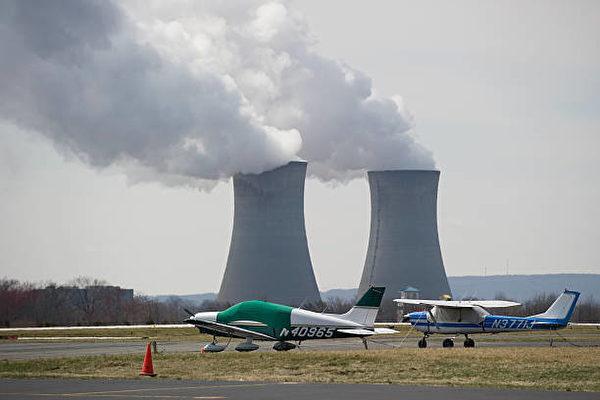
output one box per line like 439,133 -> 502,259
463,336 -> 475,348
418,337 -> 428,348
442,338 -> 454,348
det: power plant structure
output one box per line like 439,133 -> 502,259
217,161 -> 321,306
358,170 -> 451,302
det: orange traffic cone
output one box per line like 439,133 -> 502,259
140,342 -> 156,377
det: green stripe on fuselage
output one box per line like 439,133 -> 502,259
217,300 -> 293,338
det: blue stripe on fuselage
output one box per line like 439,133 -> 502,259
407,312 -> 481,329
413,322 -> 481,328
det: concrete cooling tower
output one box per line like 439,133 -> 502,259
217,161 -> 321,306
358,170 -> 451,301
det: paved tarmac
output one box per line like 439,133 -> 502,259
1,335 -> 598,360
4,331 -> 600,360
0,379 -> 598,400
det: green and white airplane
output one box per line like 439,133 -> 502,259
184,286 -> 395,352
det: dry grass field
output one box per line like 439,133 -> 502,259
1,347 -> 599,392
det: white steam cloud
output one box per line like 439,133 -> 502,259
0,0 -> 434,186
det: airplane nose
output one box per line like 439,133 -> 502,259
189,311 -> 218,322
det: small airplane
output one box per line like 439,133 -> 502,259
184,286 -> 396,352
394,289 -> 580,348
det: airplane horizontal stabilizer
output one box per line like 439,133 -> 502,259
373,327 -> 398,334
337,328 -> 377,336
323,327 -> 398,336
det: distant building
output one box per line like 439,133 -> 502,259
33,285 -> 134,303
397,286 -> 421,321
31,285 -> 135,325
399,286 -> 421,300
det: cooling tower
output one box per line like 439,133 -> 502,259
358,170 -> 451,301
217,161 -> 321,306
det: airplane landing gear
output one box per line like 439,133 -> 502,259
418,336 -> 428,348
273,341 -> 296,351
202,336 -> 228,353
442,338 -> 454,348
235,337 -> 259,352
463,335 -> 475,348
362,337 -> 369,350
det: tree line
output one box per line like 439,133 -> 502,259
1,277 -> 598,327
0,277 -> 190,328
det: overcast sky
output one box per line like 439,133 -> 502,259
1,0 -> 599,295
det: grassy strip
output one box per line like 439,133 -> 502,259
1,347 -> 599,392
0,327 -> 206,341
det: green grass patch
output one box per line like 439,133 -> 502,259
1,347 -> 599,392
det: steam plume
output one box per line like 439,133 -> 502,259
0,0 -> 434,186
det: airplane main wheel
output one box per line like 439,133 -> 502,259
418,338 -> 427,348
464,338 -> 475,348
442,338 -> 454,348
273,341 -> 296,351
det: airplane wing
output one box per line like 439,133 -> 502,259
185,318 -> 276,340
393,299 -> 521,309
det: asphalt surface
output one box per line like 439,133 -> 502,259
0,379 -> 598,400
1,335 -> 598,360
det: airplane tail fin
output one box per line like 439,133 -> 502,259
530,290 -> 580,326
340,286 -> 385,327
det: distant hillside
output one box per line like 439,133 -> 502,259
323,274 -> 600,302
449,274 -> 600,302
154,274 -> 600,305
321,288 -> 357,301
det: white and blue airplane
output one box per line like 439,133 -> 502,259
394,289 -> 580,348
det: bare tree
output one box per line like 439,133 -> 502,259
2,277 -> 599,327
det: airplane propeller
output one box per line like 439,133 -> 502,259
183,308 -> 195,317
427,309 -> 440,331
